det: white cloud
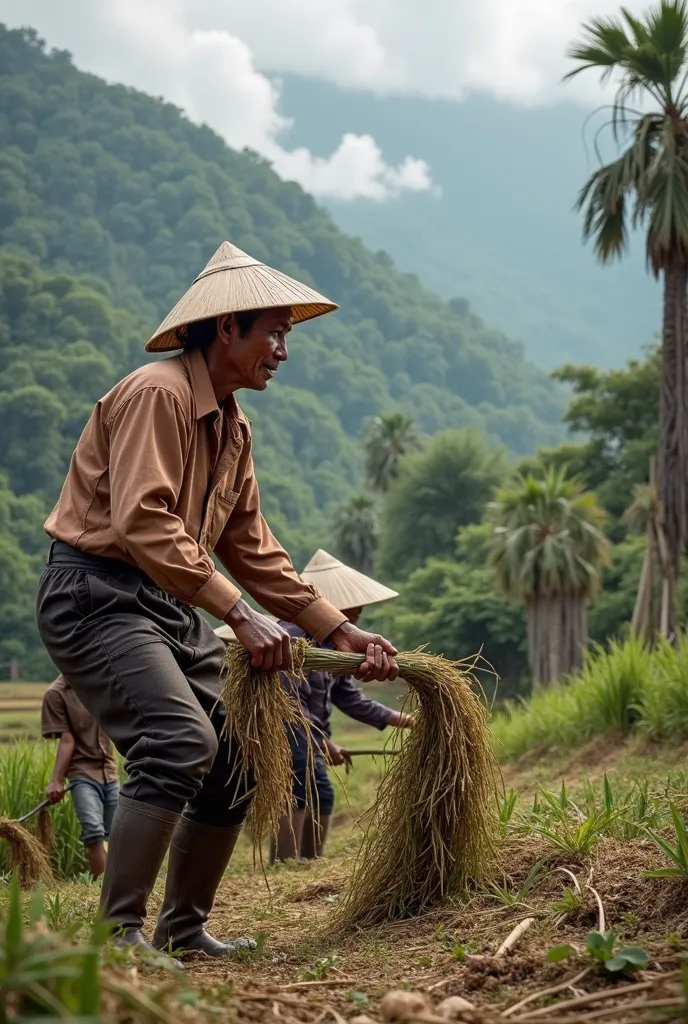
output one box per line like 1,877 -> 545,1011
0,0 -> 433,201
0,0 -> 657,199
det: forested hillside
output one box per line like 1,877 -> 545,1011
0,25 -> 564,677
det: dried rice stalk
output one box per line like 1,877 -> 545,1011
220,638 -> 316,858
0,818 -> 53,887
221,640 -> 498,925
311,647 -> 499,928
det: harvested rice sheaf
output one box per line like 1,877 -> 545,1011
0,817 -> 53,887
326,648 -> 498,928
220,637 -> 316,857
221,640 -> 499,925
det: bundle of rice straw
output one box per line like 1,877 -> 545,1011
0,818 -> 53,887
221,640 -> 498,925
220,638 -> 315,858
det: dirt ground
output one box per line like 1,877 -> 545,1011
11,695 -> 688,1021
113,731 -> 688,1024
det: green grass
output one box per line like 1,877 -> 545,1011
493,632 -> 688,760
0,741 -> 87,878
0,692 -> 403,880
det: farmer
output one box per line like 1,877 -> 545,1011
41,674 -> 120,879
270,550 -> 413,863
36,241 -> 398,963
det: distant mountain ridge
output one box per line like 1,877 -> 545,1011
276,74 -> 660,369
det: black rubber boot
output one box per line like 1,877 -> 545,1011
269,810 -> 306,864
99,795 -> 182,970
300,811 -> 331,859
153,818 -> 256,958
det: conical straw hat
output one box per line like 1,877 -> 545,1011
301,550 -> 398,610
146,241 -> 339,352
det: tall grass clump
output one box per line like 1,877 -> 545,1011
493,634 -> 652,760
639,633 -> 688,739
0,741 -> 85,878
572,635 -> 651,735
0,874 -> 198,1021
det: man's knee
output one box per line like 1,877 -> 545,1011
178,716 -> 219,786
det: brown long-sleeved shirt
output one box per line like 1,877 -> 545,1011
41,675 -> 119,783
45,348 -> 346,642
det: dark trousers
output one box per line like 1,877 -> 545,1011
36,542 -> 251,827
288,727 -> 335,815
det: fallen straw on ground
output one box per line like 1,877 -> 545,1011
221,640 -> 499,926
0,817 -> 52,887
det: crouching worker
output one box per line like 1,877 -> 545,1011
36,242 -> 398,965
270,550 -> 413,863
42,674 -> 120,878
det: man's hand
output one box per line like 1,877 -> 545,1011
390,711 -> 414,729
226,600 -> 292,670
324,739 -> 351,767
329,621 -> 399,681
46,779 -> 65,804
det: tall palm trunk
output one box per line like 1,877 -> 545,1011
526,594 -> 588,687
658,260 -> 688,634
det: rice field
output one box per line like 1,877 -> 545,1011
0,680 -> 46,740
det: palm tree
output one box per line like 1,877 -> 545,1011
331,493 -> 380,575
488,468 -> 610,687
363,412 -> 421,493
623,457 -> 673,637
566,0 -> 688,630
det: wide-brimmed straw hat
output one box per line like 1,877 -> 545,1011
146,241 -> 339,353
300,550 -> 398,610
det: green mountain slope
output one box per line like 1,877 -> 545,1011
0,25 -> 564,676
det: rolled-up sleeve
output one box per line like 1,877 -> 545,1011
214,460 -> 346,641
108,387 -> 242,619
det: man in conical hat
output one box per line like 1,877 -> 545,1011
36,243 -> 398,963
271,550 -> 413,863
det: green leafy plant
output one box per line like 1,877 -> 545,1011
546,944 -> 574,963
530,809 -> 611,855
300,954 -> 342,981
645,804 -> 688,878
486,857 -> 549,909
347,991 -> 370,1007
497,788 -> 519,835
551,886 -> 583,916
546,932 -> 648,974
586,931 -> 648,974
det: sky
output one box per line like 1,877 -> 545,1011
0,0 -> 650,200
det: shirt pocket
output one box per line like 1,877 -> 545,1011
202,488 -> 240,553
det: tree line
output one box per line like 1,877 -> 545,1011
333,344 -> 681,699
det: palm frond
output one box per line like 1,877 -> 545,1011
488,469 -> 608,602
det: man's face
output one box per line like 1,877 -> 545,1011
218,307 -> 292,392
342,607 -> 363,625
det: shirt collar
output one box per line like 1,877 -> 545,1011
182,347 -> 251,432
183,347 -> 219,421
